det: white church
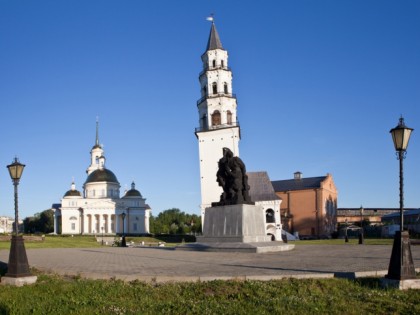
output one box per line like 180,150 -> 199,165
195,21 -> 283,241
52,122 -> 151,235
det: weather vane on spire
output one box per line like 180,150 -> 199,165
206,13 -> 214,22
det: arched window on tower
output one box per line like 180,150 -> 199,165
212,60 -> 216,68
224,82 -> 228,94
212,82 -> 217,95
211,110 -> 221,126
266,209 -> 275,223
202,85 -> 207,96
227,110 -> 232,125
221,60 -> 225,68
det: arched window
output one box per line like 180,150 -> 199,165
221,60 -> 224,68
211,111 -> 221,126
266,209 -> 275,223
227,110 -> 232,124
202,85 -> 207,96
212,60 -> 216,68
212,82 -> 217,94
224,82 -> 228,94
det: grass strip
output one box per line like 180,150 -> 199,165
0,274 -> 419,314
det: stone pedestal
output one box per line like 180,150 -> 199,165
177,204 -> 294,253
199,204 -> 272,243
1,276 -> 38,287
386,231 -> 416,280
0,235 -> 37,286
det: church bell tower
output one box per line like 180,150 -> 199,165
196,20 -> 241,217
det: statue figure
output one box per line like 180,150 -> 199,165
212,148 -> 254,206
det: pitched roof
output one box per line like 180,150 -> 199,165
247,172 -> 280,202
271,176 -> 327,192
206,22 -> 223,51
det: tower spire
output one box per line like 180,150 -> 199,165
87,118 -> 105,175
95,116 -> 100,147
206,18 -> 223,51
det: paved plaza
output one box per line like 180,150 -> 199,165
1,244 -> 420,282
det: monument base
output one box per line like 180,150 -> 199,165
380,278 -> 420,290
177,241 -> 294,253
1,276 -> 38,287
177,204 -> 294,253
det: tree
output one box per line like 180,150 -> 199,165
38,209 -> 54,233
23,209 -> 54,234
150,208 -> 201,235
23,217 -> 37,234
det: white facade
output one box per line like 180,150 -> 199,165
53,123 -> 151,235
258,200 -> 282,241
0,216 -> 16,234
196,22 -> 240,219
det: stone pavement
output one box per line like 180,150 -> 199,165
1,244 -> 420,282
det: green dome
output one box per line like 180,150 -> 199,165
85,169 -> 119,184
63,189 -> 82,197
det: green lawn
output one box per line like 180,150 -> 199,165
0,235 -> 101,250
0,274 -> 419,314
0,235 -> 174,250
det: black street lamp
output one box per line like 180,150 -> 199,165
4,157 -> 33,279
121,212 -> 126,247
345,219 -> 349,243
359,205 -> 364,245
386,117 -> 416,280
101,226 -> 104,246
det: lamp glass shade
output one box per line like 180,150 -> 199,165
390,117 -> 413,151
7,158 -> 25,181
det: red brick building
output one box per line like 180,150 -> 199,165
271,172 -> 338,237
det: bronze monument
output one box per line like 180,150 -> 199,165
212,147 -> 254,206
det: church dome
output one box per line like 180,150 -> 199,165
63,181 -> 82,198
124,189 -> 142,197
85,168 -> 119,184
123,181 -> 142,198
63,189 -> 82,197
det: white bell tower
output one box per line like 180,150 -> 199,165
195,21 -> 241,219
86,119 -> 105,175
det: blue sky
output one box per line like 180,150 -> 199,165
0,1 -> 419,219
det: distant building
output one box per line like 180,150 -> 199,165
381,209 -> 420,234
271,172 -> 338,237
52,122 -> 151,235
0,216 -> 22,234
336,207 -> 404,226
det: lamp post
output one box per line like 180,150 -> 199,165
344,219 -> 349,243
101,226 -> 104,246
386,117 -> 416,280
4,157 -> 34,282
121,212 -> 126,247
359,206 -> 364,244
